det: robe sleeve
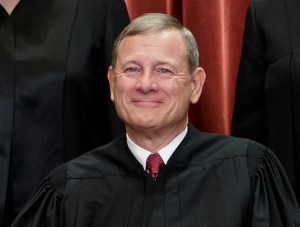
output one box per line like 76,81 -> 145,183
97,0 -> 129,138
231,0 -> 268,144
247,140 -> 300,226
10,165 -> 67,227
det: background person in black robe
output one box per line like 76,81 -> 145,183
0,0 -> 129,226
231,0 -> 300,202
11,13 -> 300,227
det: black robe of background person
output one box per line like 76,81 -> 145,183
11,125 -> 300,227
0,0 -> 130,225
231,0 -> 300,203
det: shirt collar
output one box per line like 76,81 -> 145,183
126,126 -> 188,170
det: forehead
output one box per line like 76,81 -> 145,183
117,30 -> 188,63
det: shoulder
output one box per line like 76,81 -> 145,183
13,135 -> 132,219
73,0 -> 129,25
47,135 -> 134,183
180,125 -> 272,166
248,0 -> 287,28
186,125 -> 250,156
250,0 -> 288,24
251,0 -> 283,10
77,0 -> 126,8
43,162 -> 68,194
76,0 -> 128,14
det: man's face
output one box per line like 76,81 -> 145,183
108,29 -> 205,132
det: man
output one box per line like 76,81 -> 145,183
0,0 -> 129,225
11,13 -> 300,226
231,0 -> 300,203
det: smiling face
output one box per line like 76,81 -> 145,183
108,29 -> 205,134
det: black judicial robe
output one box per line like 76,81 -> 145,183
0,0 -> 129,224
232,0 -> 300,202
11,125 -> 300,227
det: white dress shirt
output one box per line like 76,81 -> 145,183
126,126 -> 188,171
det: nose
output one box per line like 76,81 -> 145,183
135,70 -> 159,93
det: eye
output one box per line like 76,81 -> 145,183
159,68 -> 170,73
155,68 -> 173,77
124,67 -> 141,74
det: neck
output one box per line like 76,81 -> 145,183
126,123 -> 187,153
0,0 -> 20,15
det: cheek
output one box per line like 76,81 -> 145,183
114,80 -> 133,103
176,93 -> 193,112
172,81 -> 192,101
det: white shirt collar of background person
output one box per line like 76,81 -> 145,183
127,126 -> 188,171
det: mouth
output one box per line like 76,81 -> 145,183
131,100 -> 163,107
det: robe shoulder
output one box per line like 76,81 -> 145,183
178,124 -> 276,171
11,127 -> 300,226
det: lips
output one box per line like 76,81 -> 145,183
132,99 -> 162,102
131,99 -> 163,108
131,95 -> 163,102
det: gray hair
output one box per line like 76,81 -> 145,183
111,13 -> 200,74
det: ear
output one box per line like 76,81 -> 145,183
107,66 -> 115,102
190,67 -> 206,104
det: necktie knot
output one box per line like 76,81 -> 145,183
146,153 -> 164,179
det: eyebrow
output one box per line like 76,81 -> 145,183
154,60 -> 180,70
117,59 -> 180,70
118,60 -> 140,67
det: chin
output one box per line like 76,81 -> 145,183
132,119 -> 159,129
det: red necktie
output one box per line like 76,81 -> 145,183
146,153 -> 164,179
